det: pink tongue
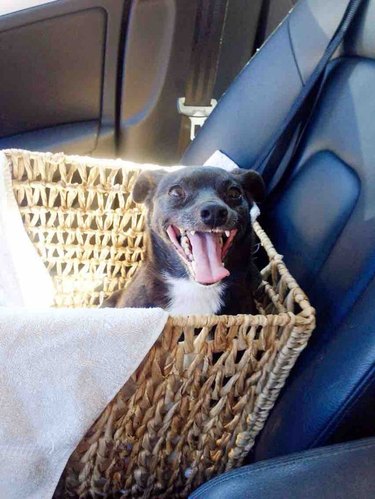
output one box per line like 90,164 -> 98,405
188,232 -> 230,284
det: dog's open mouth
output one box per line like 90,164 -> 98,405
166,225 -> 238,285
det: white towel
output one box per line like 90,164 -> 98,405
0,152 -> 54,307
0,306 -> 168,499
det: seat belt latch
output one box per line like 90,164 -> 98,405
177,98 -> 217,140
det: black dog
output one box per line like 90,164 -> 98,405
104,166 -> 265,315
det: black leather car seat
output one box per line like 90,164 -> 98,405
183,0 -> 375,460
190,437 -> 375,499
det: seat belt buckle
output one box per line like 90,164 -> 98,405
177,98 -> 217,140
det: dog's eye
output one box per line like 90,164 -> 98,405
169,185 -> 185,199
227,187 -> 242,200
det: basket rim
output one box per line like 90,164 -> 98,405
3,147 -> 182,172
167,310 -> 314,328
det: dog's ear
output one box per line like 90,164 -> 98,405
132,170 -> 166,204
232,168 -> 266,203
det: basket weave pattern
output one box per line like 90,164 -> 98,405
7,150 -> 315,498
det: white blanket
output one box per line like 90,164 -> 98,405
0,307 -> 168,499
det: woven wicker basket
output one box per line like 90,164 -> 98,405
6,149 -> 315,498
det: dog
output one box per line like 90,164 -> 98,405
103,165 -> 265,315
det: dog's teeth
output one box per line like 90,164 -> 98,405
181,236 -> 189,248
181,235 -> 193,260
190,230 -> 195,235
225,230 -> 230,237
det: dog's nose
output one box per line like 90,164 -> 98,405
200,204 -> 228,227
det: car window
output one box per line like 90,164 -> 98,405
0,0 -> 58,17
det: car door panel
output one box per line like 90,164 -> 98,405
117,0 -> 197,164
0,0 -> 127,156
0,121 -> 98,154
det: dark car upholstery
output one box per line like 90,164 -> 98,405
183,0 -> 375,460
190,437 -> 375,499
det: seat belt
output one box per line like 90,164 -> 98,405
255,0 -> 364,192
177,0 -> 229,153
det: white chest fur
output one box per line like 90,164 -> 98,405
164,276 -> 226,315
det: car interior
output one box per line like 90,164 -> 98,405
0,0 -> 374,497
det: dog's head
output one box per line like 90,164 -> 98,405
132,166 -> 265,285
